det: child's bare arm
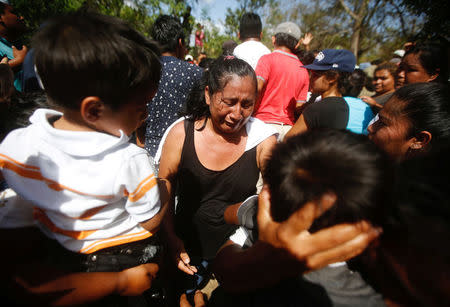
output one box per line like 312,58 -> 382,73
138,179 -> 169,233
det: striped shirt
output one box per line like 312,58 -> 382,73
0,109 -> 160,253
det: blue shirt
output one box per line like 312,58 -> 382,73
145,56 -> 203,156
0,37 -> 23,92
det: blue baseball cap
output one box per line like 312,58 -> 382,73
303,49 -> 356,72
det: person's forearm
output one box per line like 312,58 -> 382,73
213,242 -> 303,293
224,202 -> 242,225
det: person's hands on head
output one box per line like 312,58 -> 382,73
257,185 -> 382,270
117,263 -> 159,296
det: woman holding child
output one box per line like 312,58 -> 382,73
158,56 -> 277,289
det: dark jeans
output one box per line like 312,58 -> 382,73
43,234 -> 166,307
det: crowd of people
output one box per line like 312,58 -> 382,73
0,3 -> 449,307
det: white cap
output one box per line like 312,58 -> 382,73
393,49 -> 405,57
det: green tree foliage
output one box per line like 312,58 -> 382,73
11,0 -> 197,41
283,0 -> 422,62
401,0 -> 450,41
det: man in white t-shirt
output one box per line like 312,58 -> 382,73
233,12 -> 270,70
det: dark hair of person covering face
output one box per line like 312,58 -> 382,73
404,43 -> 449,84
151,14 -> 185,53
264,129 -> 393,229
181,56 -> 256,124
274,33 -> 298,52
392,82 -> 450,153
32,12 -> 161,111
239,13 -> 262,40
341,68 -> 367,97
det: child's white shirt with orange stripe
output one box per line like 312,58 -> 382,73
0,108 -> 161,254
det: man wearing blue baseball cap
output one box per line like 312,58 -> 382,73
285,49 -> 373,138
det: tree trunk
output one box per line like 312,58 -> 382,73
351,21 -> 362,60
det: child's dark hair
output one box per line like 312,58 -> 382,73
181,56 -> 256,123
151,15 -> 185,53
264,129 -> 392,229
403,43 -> 449,84
392,82 -> 450,153
274,33 -> 298,52
239,13 -> 262,40
342,68 -> 367,97
33,12 -> 161,110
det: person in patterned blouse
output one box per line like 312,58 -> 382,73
145,15 -> 203,157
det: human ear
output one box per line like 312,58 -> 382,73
271,36 -> 276,46
427,69 -> 440,82
204,86 -> 211,106
410,131 -> 432,150
80,96 -> 105,124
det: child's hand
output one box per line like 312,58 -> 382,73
257,185 -> 381,270
117,263 -> 159,296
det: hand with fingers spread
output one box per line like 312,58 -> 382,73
257,186 -> 382,271
300,32 -> 314,46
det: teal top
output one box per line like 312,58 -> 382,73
344,96 -> 374,135
0,36 -> 23,92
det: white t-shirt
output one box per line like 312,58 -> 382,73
0,109 -> 161,254
233,40 -> 271,70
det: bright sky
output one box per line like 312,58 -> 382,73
191,0 -> 239,28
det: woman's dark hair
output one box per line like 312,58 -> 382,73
374,62 -> 397,77
182,56 -> 256,123
0,90 -> 48,142
239,13 -> 262,40
342,68 -> 367,97
265,129 -> 392,229
0,63 -> 15,105
392,82 -> 450,153
33,12 -> 161,110
294,49 -> 315,65
403,43 -> 449,84
323,70 -> 352,95
274,33 -> 298,52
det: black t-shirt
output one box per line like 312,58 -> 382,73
303,96 -> 349,130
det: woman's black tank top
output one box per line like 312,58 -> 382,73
175,120 -> 259,260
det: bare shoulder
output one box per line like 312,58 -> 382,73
158,120 -> 186,179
